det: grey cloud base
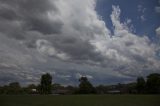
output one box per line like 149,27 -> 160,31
0,0 -> 160,85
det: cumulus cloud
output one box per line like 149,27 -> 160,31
155,7 -> 160,13
140,15 -> 146,21
36,39 -> 70,60
138,5 -> 146,13
156,27 -> 160,36
0,0 -> 160,85
155,0 -> 160,13
91,6 -> 160,76
137,5 -> 146,21
75,73 -> 93,79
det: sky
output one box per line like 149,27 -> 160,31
0,0 -> 160,86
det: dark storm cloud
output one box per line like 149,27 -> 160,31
48,35 -> 104,62
0,0 -> 104,63
0,0 -> 57,16
27,17 -> 63,34
0,7 -> 18,20
0,0 -> 62,36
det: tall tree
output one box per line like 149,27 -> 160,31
136,77 -> 145,93
78,76 -> 95,94
40,73 -> 52,94
146,73 -> 160,94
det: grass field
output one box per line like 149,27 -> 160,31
0,95 -> 160,106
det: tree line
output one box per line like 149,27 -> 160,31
0,73 -> 160,95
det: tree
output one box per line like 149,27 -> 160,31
40,73 -> 52,94
146,73 -> 160,94
136,77 -> 145,93
78,76 -> 95,94
52,83 -> 64,90
24,84 -> 37,94
96,85 -> 108,94
7,82 -> 22,94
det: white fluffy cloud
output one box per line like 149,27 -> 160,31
91,6 -> 159,75
75,73 -> 93,79
36,39 -> 70,60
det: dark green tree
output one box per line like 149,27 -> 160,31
40,73 -> 52,94
78,76 -> 95,94
146,73 -> 160,94
7,82 -> 22,94
24,84 -> 37,94
136,77 -> 145,93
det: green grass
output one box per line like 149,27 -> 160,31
0,95 -> 159,106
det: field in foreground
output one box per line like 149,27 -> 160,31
0,95 -> 160,106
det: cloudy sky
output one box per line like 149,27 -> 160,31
0,0 -> 160,86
